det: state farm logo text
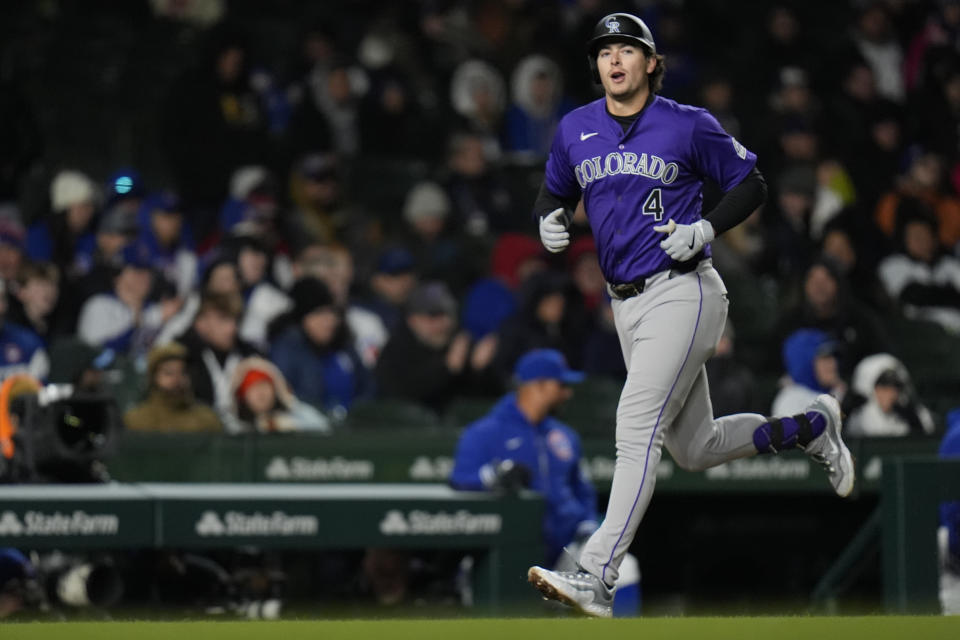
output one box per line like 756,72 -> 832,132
0,510 -> 119,536
379,509 -> 502,536
195,510 -> 319,537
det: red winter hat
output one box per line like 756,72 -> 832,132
235,369 -> 273,401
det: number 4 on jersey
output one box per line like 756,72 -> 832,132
642,188 -> 664,222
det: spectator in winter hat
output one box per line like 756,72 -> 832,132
449,60 -> 505,143
291,242 -> 387,368
27,170 -> 97,279
504,54 -> 574,157
269,277 -> 371,414
358,247 -> 418,332
771,329 -> 847,415
845,353 -> 934,438
124,341 -> 222,433
403,181 -> 451,244
224,356 -> 331,434
402,179 -> 480,292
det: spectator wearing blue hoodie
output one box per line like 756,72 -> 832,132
269,277 -> 371,416
136,191 -> 197,297
503,55 -> 575,158
771,328 -> 848,415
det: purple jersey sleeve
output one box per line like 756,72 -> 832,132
544,124 -> 580,200
690,110 -> 756,192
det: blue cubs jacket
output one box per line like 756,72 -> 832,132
450,394 -> 598,564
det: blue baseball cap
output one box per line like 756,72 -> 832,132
514,349 -> 585,385
377,247 -> 415,275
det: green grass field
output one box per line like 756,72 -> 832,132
1,617 -> 958,640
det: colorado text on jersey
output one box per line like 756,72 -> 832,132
574,152 -> 679,188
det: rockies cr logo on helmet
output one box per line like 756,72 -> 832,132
587,13 -> 656,56
586,13 -> 657,84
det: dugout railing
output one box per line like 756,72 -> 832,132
812,457 -> 960,614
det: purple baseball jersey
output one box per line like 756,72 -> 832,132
545,95 -> 757,283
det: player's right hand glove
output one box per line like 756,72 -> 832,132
654,218 -> 715,261
539,208 -> 570,253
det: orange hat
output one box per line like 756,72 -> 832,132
235,369 -> 273,401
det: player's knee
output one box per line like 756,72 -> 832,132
670,448 -> 711,472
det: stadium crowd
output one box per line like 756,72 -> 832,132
0,0 -> 958,436
2,0 -> 960,620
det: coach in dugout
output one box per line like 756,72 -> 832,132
940,408 -> 960,615
450,348 -> 639,615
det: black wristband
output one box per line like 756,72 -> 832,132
533,181 -> 579,223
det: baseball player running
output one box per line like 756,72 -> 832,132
526,13 -> 855,618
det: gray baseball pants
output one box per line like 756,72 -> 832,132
578,259 -> 767,586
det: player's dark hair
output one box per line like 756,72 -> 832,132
649,53 -> 666,94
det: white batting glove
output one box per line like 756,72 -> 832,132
653,218 -> 715,261
539,208 -> 570,253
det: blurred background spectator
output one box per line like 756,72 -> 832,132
269,277 -> 372,417
878,209 -> 960,332
772,328 -> 848,415
173,292 -> 259,415
124,342 -> 222,433
223,356 -> 331,434
0,0 -> 956,439
844,352 -> 935,437
376,281 -> 486,413
0,279 -> 49,381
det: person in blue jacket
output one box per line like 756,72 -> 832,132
450,348 -> 642,615
940,408 -> 960,614
450,348 -> 597,566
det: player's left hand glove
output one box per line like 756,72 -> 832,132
653,218 -> 715,262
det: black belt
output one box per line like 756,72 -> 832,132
608,253 -> 705,300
